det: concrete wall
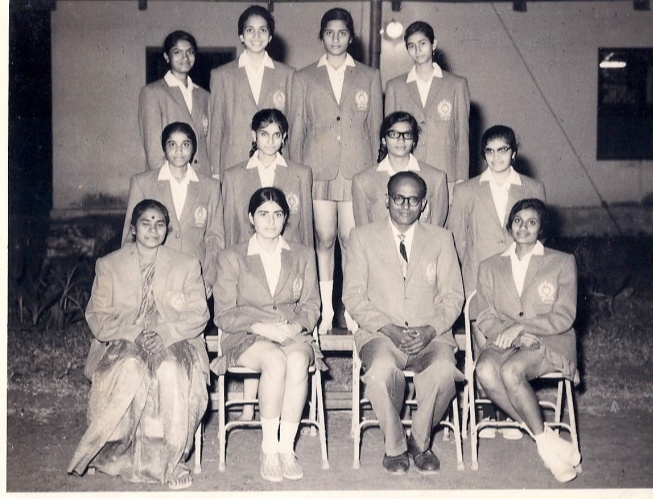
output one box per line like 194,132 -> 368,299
52,1 -> 653,214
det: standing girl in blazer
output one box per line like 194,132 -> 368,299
290,7 -> 383,332
213,187 -> 323,482
385,21 -> 470,199
475,198 -> 581,483
123,122 -> 224,295
209,5 -> 294,178
352,111 -> 449,228
138,31 -> 210,175
222,108 -> 314,422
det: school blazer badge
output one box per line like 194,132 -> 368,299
437,99 -> 452,120
286,192 -> 300,213
292,277 -> 303,299
194,206 -> 208,227
537,280 -> 557,303
202,116 -> 209,136
169,292 -> 186,312
424,261 -> 437,285
355,89 -> 370,111
272,90 -> 286,110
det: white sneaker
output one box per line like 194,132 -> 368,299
500,427 -> 524,440
260,452 -> 283,482
278,452 -> 304,480
478,427 -> 497,439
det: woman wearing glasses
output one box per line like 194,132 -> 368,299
352,111 -> 448,228
447,125 -> 545,438
289,7 -> 383,333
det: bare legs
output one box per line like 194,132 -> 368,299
476,346 -> 579,481
313,200 -> 355,333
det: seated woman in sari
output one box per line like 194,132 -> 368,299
213,187 -> 323,483
68,199 -> 209,490
475,198 -> 581,482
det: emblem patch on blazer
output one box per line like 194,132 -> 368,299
286,192 -> 299,213
170,292 -> 186,312
538,280 -> 556,303
292,277 -> 303,298
437,99 -> 452,120
272,90 -> 286,110
425,262 -> 437,285
202,116 -> 209,136
194,206 -> 208,227
355,89 -> 370,111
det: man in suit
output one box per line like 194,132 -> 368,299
343,171 -> 464,475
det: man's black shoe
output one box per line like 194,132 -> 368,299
382,452 -> 409,475
407,434 -> 440,474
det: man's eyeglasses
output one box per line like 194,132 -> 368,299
390,194 -> 423,207
483,146 -> 511,156
386,130 -> 415,140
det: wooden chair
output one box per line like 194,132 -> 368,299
351,345 -> 464,470
463,291 -> 581,471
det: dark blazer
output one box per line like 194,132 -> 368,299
86,245 -> 210,378
289,60 -> 383,181
351,160 -> 448,228
343,219 -> 464,352
208,59 -> 294,177
447,173 -> 546,297
476,247 -> 578,378
214,240 -> 320,356
138,78 -> 210,175
121,169 -> 224,291
222,159 -> 314,247
385,70 -> 470,184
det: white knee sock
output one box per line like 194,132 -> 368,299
260,416 -> 280,454
318,281 -> 334,333
279,420 -> 299,454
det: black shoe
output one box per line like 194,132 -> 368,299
382,452 -> 409,475
407,434 -> 440,474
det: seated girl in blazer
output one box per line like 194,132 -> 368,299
213,187 -> 324,483
68,199 -> 209,490
475,198 -> 581,483
138,30 -> 210,174
352,111 -> 448,228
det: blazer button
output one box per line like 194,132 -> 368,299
194,159 -> 198,164
336,135 -> 341,141
519,312 -> 524,317
336,116 -> 341,121
405,321 -> 409,326
273,304 -> 278,310
176,232 -> 180,238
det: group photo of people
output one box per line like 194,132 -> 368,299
59,3 -> 587,490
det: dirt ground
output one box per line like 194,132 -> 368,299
6,386 -> 653,495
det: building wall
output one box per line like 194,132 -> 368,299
52,1 -> 653,214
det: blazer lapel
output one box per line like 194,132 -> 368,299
379,222 -> 405,282
246,253 -> 273,298
406,80 -> 424,110
178,181 -> 199,227
405,223 -> 426,283
164,82 -> 191,116
498,256 -> 522,303
273,249 -> 292,298
272,164 -> 289,190
424,77 -> 444,112
478,180 -> 503,228
152,246 -> 172,311
339,66 -> 356,107
505,182 -> 525,226
315,66 -> 339,107
158,181 -> 180,224
522,253 -> 545,295
258,67 -> 273,106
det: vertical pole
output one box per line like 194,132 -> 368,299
369,0 -> 382,69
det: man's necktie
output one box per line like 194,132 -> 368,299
399,233 -> 408,277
